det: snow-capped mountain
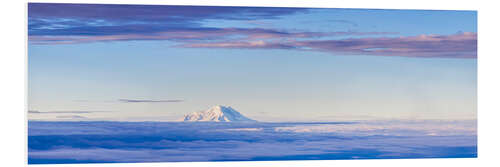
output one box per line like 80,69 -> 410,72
181,105 -> 256,122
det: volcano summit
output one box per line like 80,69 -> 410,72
181,105 -> 256,122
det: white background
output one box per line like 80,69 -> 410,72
1,0 -> 498,166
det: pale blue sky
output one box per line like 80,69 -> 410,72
28,4 -> 477,121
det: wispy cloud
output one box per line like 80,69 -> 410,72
28,3 -> 307,36
183,32 -> 477,58
28,28 -> 321,45
29,110 -> 111,114
28,26 -> 396,45
28,110 -> 41,113
295,32 -> 477,58
118,99 -> 184,103
55,115 -> 87,119
182,40 -> 294,49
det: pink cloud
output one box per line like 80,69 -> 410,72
29,27 -> 394,45
295,32 -> 477,58
28,28 -> 326,45
183,32 -> 476,59
28,25 -> 476,59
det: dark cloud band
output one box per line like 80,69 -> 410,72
28,3 -> 307,36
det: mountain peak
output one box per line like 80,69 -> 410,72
181,105 -> 256,122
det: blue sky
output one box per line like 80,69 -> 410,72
27,3 -> 477,121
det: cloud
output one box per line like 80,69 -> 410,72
28,26 -> 394,45
29,110 -> 111,114
28,3 -> 307,36
295,32 -> 477,58
28,110 -> 41,113
27,3 -> 476,59
182,40 -> 294,49
27,3 -> 394,46
55,115 -> 87,119
118,99 -> 184,103
28,28 -> 325,45
184,32 -> 477,58
274,119 -> 477,136
28,120 -> 476,164
28,3 -> 306,21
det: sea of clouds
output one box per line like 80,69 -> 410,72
28,120 -> 477,164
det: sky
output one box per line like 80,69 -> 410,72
27,3 -> 477,122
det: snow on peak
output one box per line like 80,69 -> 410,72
181,105 -> 256,122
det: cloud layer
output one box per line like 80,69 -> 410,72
27,3 -> 477,59
28,120 -> 476,164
